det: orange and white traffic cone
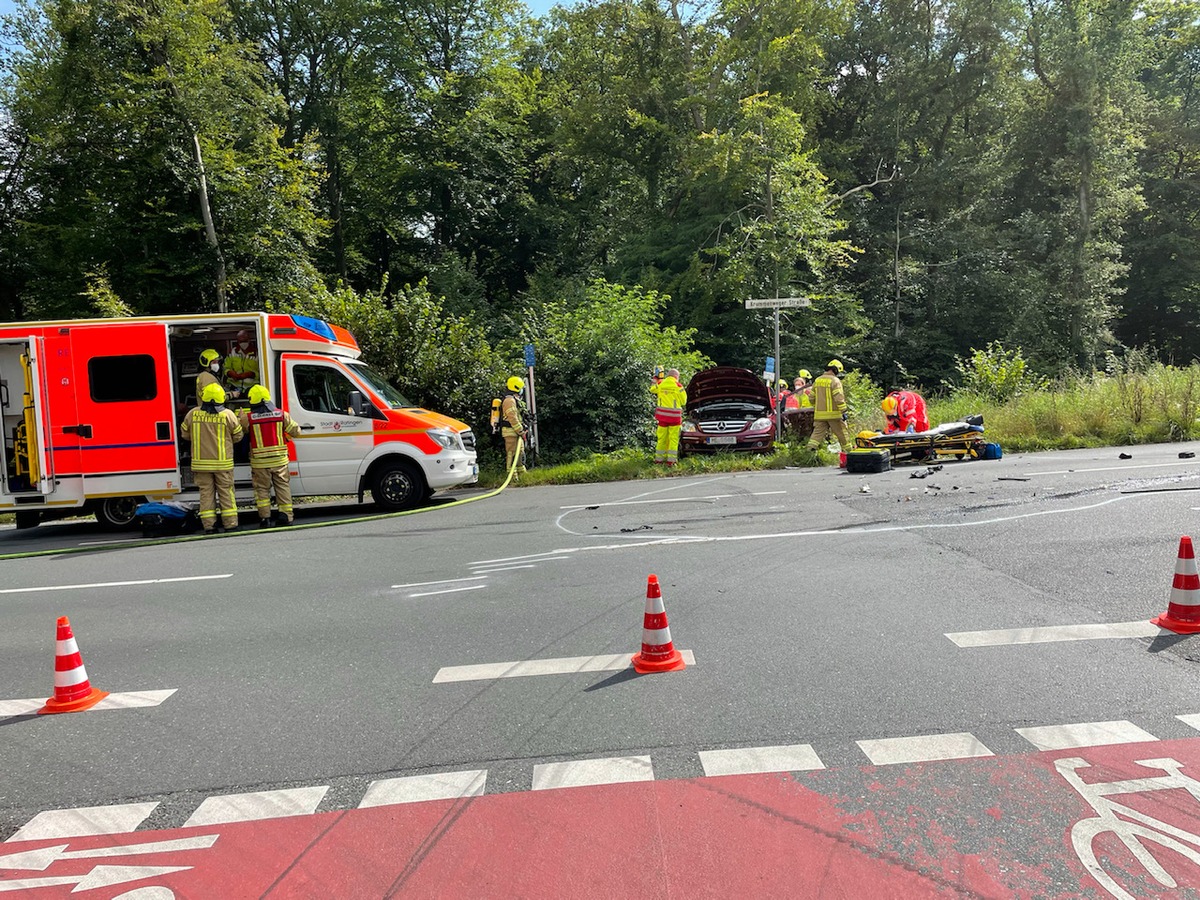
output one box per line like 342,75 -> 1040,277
631,574 -> 686,674
1152,536 -> 1200,634
38,616 -> 108,714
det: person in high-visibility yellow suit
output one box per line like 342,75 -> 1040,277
790,369 -> 814,409
500,376 -> 528,478
650,367 -> 687,465
807,359 -> 853,453
238,385 -> 301,528
224,330 -> 259,396
181,383 -> 244,533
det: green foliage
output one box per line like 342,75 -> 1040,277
513,279 -> 711,460
81,267 -> 134,318
950,342 -> 1049,403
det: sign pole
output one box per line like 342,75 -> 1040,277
744,298 -> 812,443
524,344 -> 538,458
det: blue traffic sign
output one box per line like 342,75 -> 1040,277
524,344 -> 536,368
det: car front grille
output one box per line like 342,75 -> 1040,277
460,430 -> 476,452
698,419 -> 752,434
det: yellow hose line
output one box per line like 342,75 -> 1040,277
0,440 -> 522,561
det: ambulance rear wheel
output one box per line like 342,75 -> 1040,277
371,461 -> 428,511
14,510 -> 40,530
95,496 -> 141,530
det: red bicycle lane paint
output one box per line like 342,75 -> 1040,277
6,738 -> 1200,898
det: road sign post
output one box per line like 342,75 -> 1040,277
744,298 -> 813,441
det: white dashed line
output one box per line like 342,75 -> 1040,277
946,620 -> 1166,647
0,690 -> 176,719
408,584 -> 488,598
432,650 -> 696,683
0,574 -> 232,595
559,495 -> 735,510
1026,460 -> 1200,476
467,564 -> 537,574
1015,721 -> 1159,752
532,756 -> 654,791
392,576 -> 487,589
857,733 -> 994,766
699,744 -> 824,777
359,771 -> 487,807
183,787 -> 329,827
6,803 -> 160,843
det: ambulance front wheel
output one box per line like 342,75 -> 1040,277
94,496 -> 141,530
371,460 -> 429,510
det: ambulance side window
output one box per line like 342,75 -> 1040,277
88,355 -> 157,402
293,365 -> 356,415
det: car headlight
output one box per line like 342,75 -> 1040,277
427,428 -> 459,450
751,417 -> 772,432
682,420 -> 698,433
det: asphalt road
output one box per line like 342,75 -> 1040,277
4,441 -> 1200,894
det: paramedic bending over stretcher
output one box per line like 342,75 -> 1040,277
881,390 -> 929,434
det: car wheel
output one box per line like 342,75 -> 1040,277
95,496 -> 142,530
14,510 -> 40,530
371,460 -> 428,511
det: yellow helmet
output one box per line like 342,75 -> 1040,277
200,349 -> 220,366
201,383 -> 226,404
507,376 -> 525,393
653,366 -> 665,379
881,396 -> 897,415
827,359 -> 844,374
248,384 -> 271,405
798,369 -> 811,380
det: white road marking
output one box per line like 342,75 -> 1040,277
0,690 -> 175,719
466,564 -> 537,574
6,803 -> 159,843
946,620 -> 1167,647
0,574 -> 232,595
433,649 -> 696,683
751,491 -> 787,496
392,576 -> 486,589
0,865 -> 192,893
1016,720 -> 1158,752
359,770 -> 487,807
1177,714 -> 1200,733
408,584 -> 488,598
183,786 -> 328,827
560,495 -> 735,510
532,756 -> 654,791
699,744 -> 824,777
0,835 -> 218,871
473,556 -> 570,567
857,733 -> 993,766
1026,460 -> 1200,476
468,551 -> 579,567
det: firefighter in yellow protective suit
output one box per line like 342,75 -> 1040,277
181,383 -> 244,533
238,384 -> 301,528
807,359 -> 853,453
500,376 -> 528,478
195,349 -> 223,403
650,367 -> 687,465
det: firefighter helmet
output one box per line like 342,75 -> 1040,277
653,366 -> 665,379
248,384 -> 271,405
827,359 -> 844,374
881,395 -> 898,416
507,376 -> 525,393
797,369 -> 811,380
200,349 -> 220,366
201,383 -> 226,405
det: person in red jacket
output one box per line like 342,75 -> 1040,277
881,389 -> 930,434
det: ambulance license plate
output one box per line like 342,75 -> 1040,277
708,435 -> 737,445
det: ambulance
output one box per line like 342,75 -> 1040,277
0,312 -> 478,529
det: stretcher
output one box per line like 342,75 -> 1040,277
854,416 -> 997,464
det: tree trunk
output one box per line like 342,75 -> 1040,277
190,132 -> 228,312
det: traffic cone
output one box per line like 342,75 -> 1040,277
631,575 -> 686,674
1152,536 -> 1200,634
38,616 -> 108,714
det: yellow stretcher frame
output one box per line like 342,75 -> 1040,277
855,423 -> 988,465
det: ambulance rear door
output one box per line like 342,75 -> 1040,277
0,336 -> 55,497
67,323 -> 181,494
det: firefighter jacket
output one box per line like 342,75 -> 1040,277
884,390 -> 929,434
195,369 -> 221,403
225,348 -> 259,392
650,376 -> 687,426
238,405 -> 300,468
181,404 -> 244,471
500,392 -> 526,435
812,374 -> 848,421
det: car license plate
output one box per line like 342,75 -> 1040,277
708,435 -> 737,445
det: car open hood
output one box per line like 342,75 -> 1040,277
685,366 -> 771,414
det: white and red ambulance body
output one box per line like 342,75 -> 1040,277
0,312 -> 478,528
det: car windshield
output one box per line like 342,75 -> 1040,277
347,362 -> 413,409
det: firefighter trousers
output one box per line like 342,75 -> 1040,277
808,418 -> 853,452
195,469 -> 238,529
251,464 -> 293,523
655,425 -> 680,464
502,427 -> 526,476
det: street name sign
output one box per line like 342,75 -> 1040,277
745,297 -> 812,309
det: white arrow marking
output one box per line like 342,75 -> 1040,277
0,835 -> 217,872
0,865 -> 190,893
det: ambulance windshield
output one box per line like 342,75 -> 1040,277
348,362 -> 413,409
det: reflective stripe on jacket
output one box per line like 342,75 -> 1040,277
650,376 -> 687,426
500,393 -> 524,434
225,350 -> 259,389
812,374 -> 847,421
181,407 -> 243,471
238,407 -> 300,468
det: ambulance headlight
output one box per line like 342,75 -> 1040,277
427,428 -> 459,450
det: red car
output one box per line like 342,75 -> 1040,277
680,366 -> 776,455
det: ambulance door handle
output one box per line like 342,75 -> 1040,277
63,424 -> 92,439
300,424 -> 315,431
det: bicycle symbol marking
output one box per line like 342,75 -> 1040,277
1058,756 -> 1200,899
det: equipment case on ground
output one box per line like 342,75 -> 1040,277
844,448 -> 891,474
